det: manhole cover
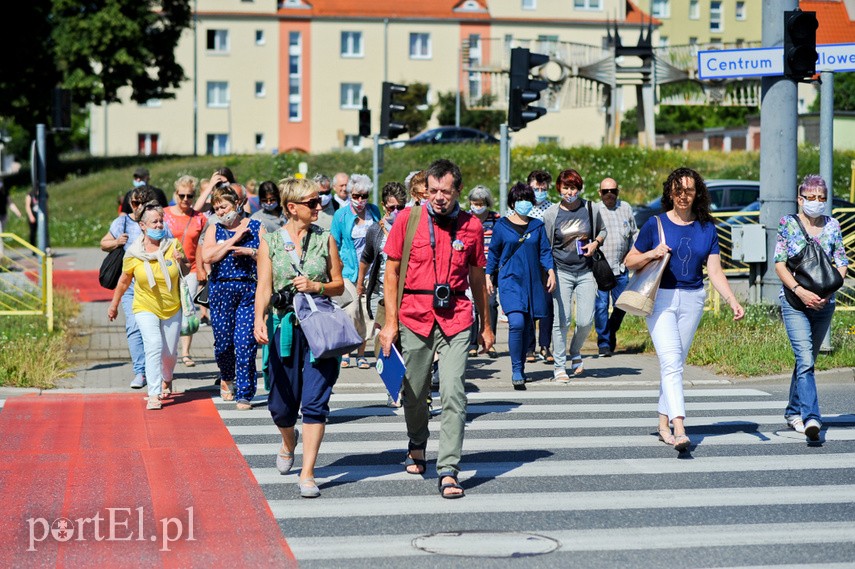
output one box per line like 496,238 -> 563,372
412,531 -> 559,558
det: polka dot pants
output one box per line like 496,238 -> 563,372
210,280 -> 258,402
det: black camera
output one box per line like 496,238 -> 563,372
270,288 -> 294,310
214,180 -> 231,190
433,283 -> 452,310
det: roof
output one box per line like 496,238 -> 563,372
800,0 -> 855,44
625,0 -> 661,26
281,0 -> 489,19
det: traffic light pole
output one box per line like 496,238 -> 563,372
499,124 -> 509,216
819,70 -> 834,351
372,134 -> 383,205
35,124 -> 49,253
759,0 -> 798,304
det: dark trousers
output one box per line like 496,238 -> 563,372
527,300 -> 554,353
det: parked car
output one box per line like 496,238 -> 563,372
632,179 -> 760,228
723,195 -> 855,226
388,126 -> 499,149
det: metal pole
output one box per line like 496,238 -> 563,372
499,124 -> 509,216
193,0 -> 198,156
759,0 -> 799,304
456,46 -> 461,128
36,124 -> 48,254
819,71 -> 834,352
372,134 -> 381,204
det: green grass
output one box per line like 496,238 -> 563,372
615,304 -> 855,377
0,288 -> 79,388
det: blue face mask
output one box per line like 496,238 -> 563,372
534,190 -> 549,204
261,202 -> 279,212
146,228 -> 167,241
514,200 -> 534,217
133,180 -> 146,188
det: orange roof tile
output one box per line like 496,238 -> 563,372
800,0 -> 855,44
626,0 -> 661,26
282,0 -> 489,19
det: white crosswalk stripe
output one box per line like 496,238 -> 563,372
217,387 -> 855,567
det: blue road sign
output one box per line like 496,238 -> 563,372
698,43 -> 855,80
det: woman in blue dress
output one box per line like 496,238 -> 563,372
202,185 -> 266,410
485,182 -> 556,390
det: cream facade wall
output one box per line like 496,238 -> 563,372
642,0 -> 761,46
488,0 -> 626,21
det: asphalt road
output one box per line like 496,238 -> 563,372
219,378 -> 855,568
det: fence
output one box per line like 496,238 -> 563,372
0,233 -> 54,331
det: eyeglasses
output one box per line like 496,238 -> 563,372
295,198 -> 322,209
599,188 -> 619,195
177,193 -> 195,200
671,187 -> 696,197
385,203 -> 406,211
351,193 -> 369,200
130,200 -> 142,207
800,194 -> 827,202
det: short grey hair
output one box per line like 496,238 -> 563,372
313,173 -> 330,189
404,170 -> 421,190
467,185 -> 494,208
347,173 -> 373,196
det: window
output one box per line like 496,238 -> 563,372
255,133 -> 265,149
344,134 -> 361,149
522,0 -> 536,9
658,37 -> 669,48
573,0 -> 601,9
710,1 -> 723,33
255,30 -> 265,45
139,99 -> 161,108
468,34 -> 482,101
537,35 -> 559,55
736,1 -> 746,21
341,31 -> 363,57
409,33 -> 431,59
206,29 -> 229,52
206,134 -> 229,156
340,83 -> 363,109
206,81 -> 229,107
689,0 -> 699,19
282,0 -> 301,6
138,134 -> 158,156
288,32 -> 302,121
689,37 -> 698,46
255,81 -> 265,98
538,136 -> 559,144
651,0 -> 669,18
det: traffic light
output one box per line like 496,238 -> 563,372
380,82 -> 407,140
358,96 -> 371,137
508,47 -> 549,132
784,9 -> 818,80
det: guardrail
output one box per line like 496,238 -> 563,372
0,233 -> 54,331
712,207 -> 855,311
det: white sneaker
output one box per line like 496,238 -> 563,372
804,419 -> 821,441
130,374 -> 146,389
786,416 -> 805,434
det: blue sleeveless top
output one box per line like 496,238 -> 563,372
210,219 -> 262,282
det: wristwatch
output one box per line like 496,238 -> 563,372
792,284 -> 801,292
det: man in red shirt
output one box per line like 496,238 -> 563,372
380,159 -> 494,499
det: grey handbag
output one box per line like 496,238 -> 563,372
293,292 -> 364,359
615,216 -> 670,317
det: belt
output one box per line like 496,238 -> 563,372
403,288 -> 467,296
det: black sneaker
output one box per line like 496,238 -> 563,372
598,347 -> 612,358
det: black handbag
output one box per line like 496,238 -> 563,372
587,201 -> 617,291
194,281 -> 210,308
783,215 -> 844,311
98,217 -> 128,290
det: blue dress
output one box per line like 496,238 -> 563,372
485,217 -> 554,318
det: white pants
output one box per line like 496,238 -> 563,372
645,287 -> 706,421
135,311 -> 181,398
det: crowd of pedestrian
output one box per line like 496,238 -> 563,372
101,161 -> 847,499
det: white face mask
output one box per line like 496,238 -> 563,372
319,193 -> 332,207
221,211 -> 239,225
562,194 -> 579,205
801,199 -> 826,218
470,205 -> 487,215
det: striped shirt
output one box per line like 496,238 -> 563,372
594,200 -> 637,275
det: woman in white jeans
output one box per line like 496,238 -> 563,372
624,168 -> 744,451
542,169 -> 607,381
108,203 -> 186,410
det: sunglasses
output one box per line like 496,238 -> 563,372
800,194 -> 827,202
295,198 -> 322,209
385,203 -> 406,211
351,193 -> 369,200
671,188 -> 696,197
130,200 -> 142,207
177,193 -> 195,200
599,188 -> 619,195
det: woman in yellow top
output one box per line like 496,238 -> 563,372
108,202 -> 187,410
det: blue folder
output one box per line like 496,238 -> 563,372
376,344 -> 406,404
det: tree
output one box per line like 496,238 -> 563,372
436,92 -> 504,135
620,104 -> 756,141
809,73 -> 855,112
396,82 -> 434,136
0,1 -> 191,151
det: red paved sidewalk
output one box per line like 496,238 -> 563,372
0,393 -> 296,568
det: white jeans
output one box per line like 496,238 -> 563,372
645,287 -> 706,421
135,311 -> 181,398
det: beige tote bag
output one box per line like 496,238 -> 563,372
615,216 -> 670,317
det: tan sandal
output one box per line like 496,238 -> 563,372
658,428 -> 676,446
220,380 -> 235,401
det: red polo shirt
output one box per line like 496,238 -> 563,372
384,205 -> 486,337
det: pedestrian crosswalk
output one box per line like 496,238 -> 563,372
219,387 -> 855,568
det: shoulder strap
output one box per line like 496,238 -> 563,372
397,205 -> 422,311
587,200 -> 594,240
654,215 -> 667,247
498,220 -> 532,273
790,214 -> 810,239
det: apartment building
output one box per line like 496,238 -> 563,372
89,0 -> 657,156
643,0 -> 761,47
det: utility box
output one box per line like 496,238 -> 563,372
731,224 -> 766,262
